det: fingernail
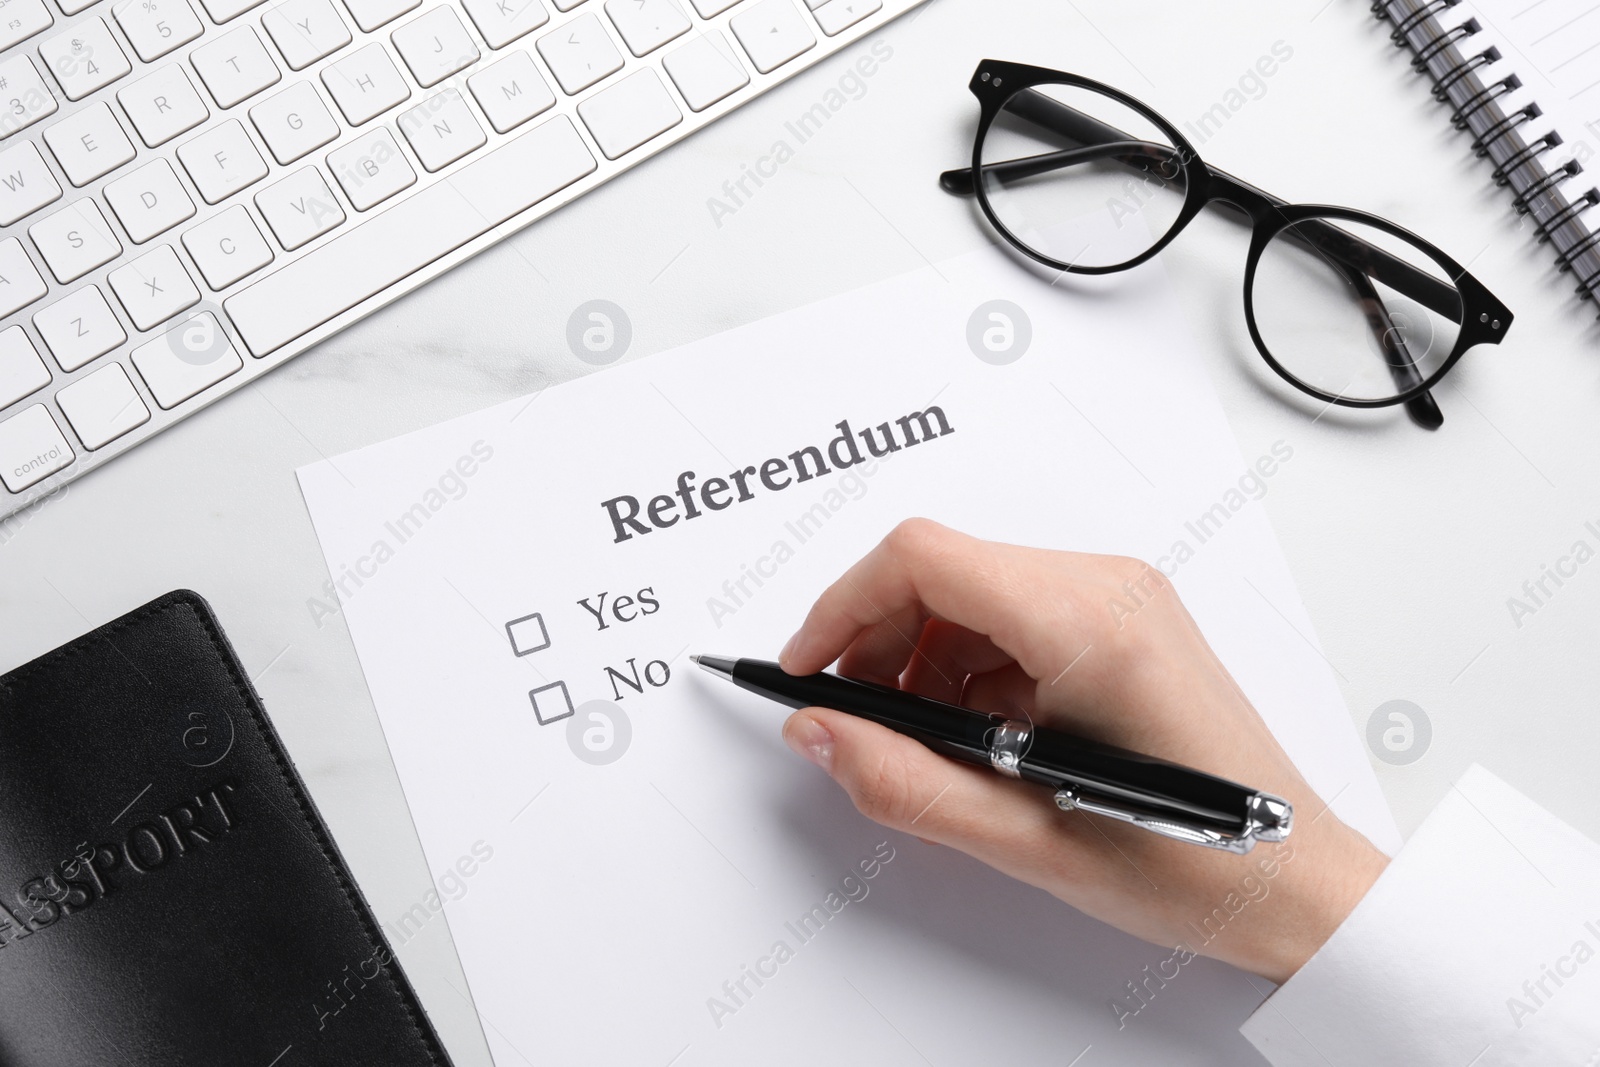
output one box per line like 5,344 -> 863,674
784,714 -> 835,773
779,632 -> 801,670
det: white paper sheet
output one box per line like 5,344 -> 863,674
298,243 -> 1401,1066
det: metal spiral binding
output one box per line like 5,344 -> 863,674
1578,263 -> 1600,295
1472,104 -> 1540,157
1435,46 -> 1500,100
1556,228 -> 1600,273
1392,0 -> 1457,43
1375,0 -> 1600,307
1513,160 -> 1581,214
1414,18 -> 1479,69
1537,188 -> 1600,242
1493,132 -> 1561,186
1451,74 -> 1518,129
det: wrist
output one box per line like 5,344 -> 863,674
1250,820 -> 1389,984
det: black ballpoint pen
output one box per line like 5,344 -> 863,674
693,655 -> 1293,854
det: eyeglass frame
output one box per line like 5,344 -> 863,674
940,60 -> 1514,424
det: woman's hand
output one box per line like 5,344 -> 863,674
778,519 -> 1387,983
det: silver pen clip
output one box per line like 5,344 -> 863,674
1053,785 -> 1293,855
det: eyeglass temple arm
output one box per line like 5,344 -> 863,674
938,91 -> 1462,321
1344,267 -> 1445,429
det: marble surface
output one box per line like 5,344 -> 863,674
3,1 -> 1598,1063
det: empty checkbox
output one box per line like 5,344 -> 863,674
529,680 -> 575,726
505,612 -> 551,656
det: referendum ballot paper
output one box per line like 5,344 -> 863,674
298,244 -> 1401,1066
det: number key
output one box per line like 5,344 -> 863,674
0,54 -> 59,140
38,18 -> 132,102
112,0 -> 204,63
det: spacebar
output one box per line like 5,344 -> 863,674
225,116 -> 597,358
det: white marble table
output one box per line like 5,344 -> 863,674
4,1 -> 1597,1062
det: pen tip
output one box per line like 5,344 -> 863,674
689,654 -> 702,666
693,655 -> 737,681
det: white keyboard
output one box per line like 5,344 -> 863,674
0,0 -> 921,518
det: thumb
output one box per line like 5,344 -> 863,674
781,707 -> 1061,856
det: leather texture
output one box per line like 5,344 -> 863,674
0,590 -> 455,1066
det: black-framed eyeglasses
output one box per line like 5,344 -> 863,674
940,61 -> 1514,430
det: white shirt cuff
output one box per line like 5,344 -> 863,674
1240,764 -> 1600,1066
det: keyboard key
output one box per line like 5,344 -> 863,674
810,0 -> 877,35
327,126 -> 414,209
730,0 -> 812,73
109,244 -> 200,330
392,7 -> 480,87
57,0 -> 101,13
251,80 -> 339,163
663,30 -> 747,112
0,55 -> 59,139
118,65 -> 210,147
0,238 -> 48,318
112,0 -> 204,62
549,0 -> 580,9
0,0 -> 52,50
30,199 -> 122,283
255,165 -> 344,249
537,13 -> 622,94
0,141 -> 62,225
38,18 -> 132,101
43,101 -> 137,186
227,115 -> 595,356
0,404 -> 72,492
261,0 -> 352,70
197,0 -> 265,22
689,0 -> 741,14
130,311 -> 242,407
398,88 -> 485,171
177,119 -> 269,203
467,49 -> 553,133
55,361 -> 149,449
577,67 -> 679,159
191,26 -> 282,109
0,326 -> 51,408
33,285 -> 127,369
182,204 -> 274,288
604,0 -> 688,56
322,43 -> 411,124
461,0 -> 546,50
105,158 -> 197,242
340,0 -> 416,31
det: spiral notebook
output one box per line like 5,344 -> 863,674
1374,0 -> 1600,312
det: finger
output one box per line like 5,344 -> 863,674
782,706 -> 1101,888
959,663 -> 1037,721
781,519 -> 1072,680
900,619 -> 1013,703
834,604 -> 930,687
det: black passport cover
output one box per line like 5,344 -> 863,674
0,590 -> 454,1066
